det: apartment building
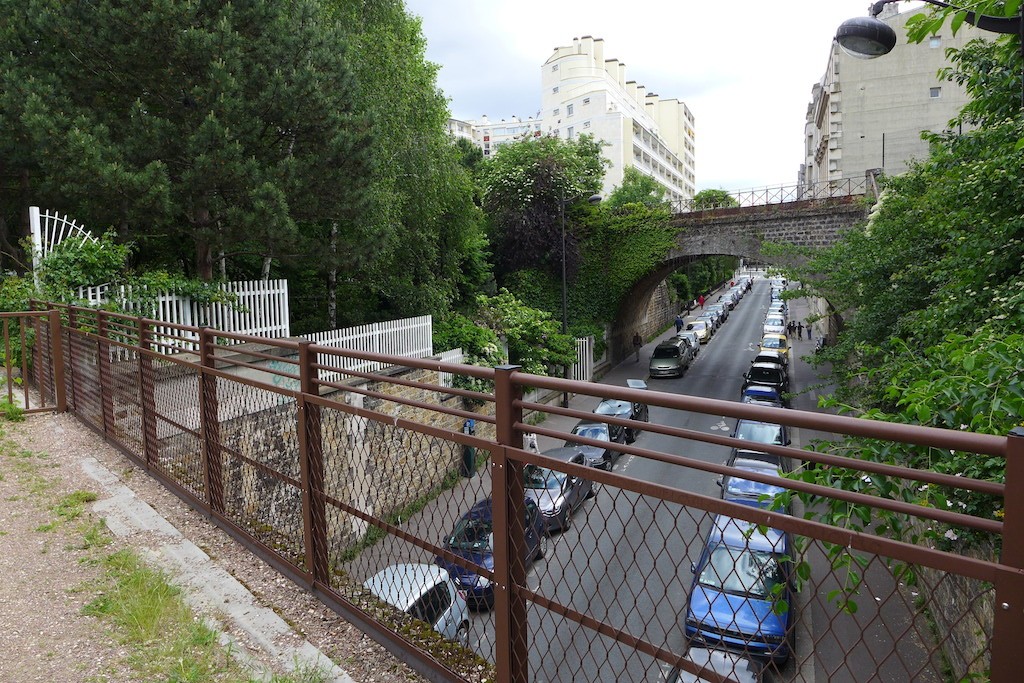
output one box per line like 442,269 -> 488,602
802,5 -> 984,189
542,36 -> 696,203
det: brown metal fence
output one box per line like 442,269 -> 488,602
13,303 -> 1023,682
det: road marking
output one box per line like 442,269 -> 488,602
710,419 -> 729,431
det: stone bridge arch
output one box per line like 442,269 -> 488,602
608,197 -> 870,361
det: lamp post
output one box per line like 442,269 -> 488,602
560,189 -> 603,408
836,0 -> 1024,106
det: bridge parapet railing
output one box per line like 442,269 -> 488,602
673,175 -> 873,213
12,303 -> 1023,683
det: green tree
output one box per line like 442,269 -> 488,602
691,189 -> 739,210
316,0 -> 488,327
604,168 -> 667,209
475,289 -> 575,375
478,135 -> 607,282
0,0 -> 375,282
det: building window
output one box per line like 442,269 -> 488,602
929,36 -> 941,48
552,86 -> 559,93
567,126 -> 574,139
930,87 -> 941,98
566,104 -> 574,116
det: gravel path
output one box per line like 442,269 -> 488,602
0,413 -> 422,683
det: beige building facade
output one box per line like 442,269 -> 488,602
802,6 -> 985,189
541,36 -> 696,203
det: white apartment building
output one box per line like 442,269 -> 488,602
802,6 -> 984,189
446,115 -> 543,156
542,36 -> 696,203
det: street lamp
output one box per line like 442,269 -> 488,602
836,1 -> 1024,104
560,189 -> 603,408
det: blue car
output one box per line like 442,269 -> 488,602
685,514 -> 794,664
740,384 -> 783,407
435,497 -> 546,610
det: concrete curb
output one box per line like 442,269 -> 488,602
82,457 -> 355,683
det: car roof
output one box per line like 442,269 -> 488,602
729,457 -> 783,474
762,333 -> 789,342
364,563 -> 450,612
749,362 -> 784,372
742,384 -> 780,397
710,514 -> 787,552
594,398 -> 631,415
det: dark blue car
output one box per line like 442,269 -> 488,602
685,514 -> 795,664
435,497 -> 546,610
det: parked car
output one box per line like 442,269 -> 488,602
767,300 -> 788,318
564,421 -> 621,469
649,338 -> 695,379
759,333 -> 790,359
364,563 -> 470,645
672,330 -> 701,355
762,315 -> 786,336
524,447 -> 594,531
664,646 -> 763,683
707,302 -> 729,322
742,362 -> 790,401
685,514 -> 795,664
732,418 -> 790,448
697,310 -> 721,332
740,384 -> 784,408
593,379 -> 648,444
435,497 -> 546,610
752,348 -> 788,370
686,319 -> 712,344
718,455 -> 791,510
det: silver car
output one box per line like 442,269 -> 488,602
364,563 -> 470,645
525,448 -> 594,532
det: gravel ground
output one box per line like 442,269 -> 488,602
0,413 -> 423,683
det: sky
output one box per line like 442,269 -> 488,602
402,0 -> 923,192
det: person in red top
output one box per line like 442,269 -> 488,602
698,294 -> 705,309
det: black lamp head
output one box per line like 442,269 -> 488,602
835,15 -> 898,58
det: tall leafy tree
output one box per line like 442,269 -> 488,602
604,167 -> 667,210
478,134 -> 606,282
0,0 -> 376,282
311,0 -> 488,327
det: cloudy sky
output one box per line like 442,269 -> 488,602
403,0 -> 924,191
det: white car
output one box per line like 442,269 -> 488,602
763,315 -> 786,335
364,563 -> 470,645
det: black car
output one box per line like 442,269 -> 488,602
741,362 -> 789,401
730,421 -> 791,470
564,420 -> 622,470
593,379 -> 648,443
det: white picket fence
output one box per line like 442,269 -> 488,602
301,315 -> 434,382
77,280 -> 290,354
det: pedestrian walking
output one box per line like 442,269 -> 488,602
787,321 -> 795,335
797,322 -> 803,339
806,322 -> 813,340
674,314 -> 683,334
632,331 -> 643,362
698,294 -> 705,309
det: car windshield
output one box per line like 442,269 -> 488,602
447,517 -> 493,552
524,464 -> 565,490
652,346 -> 680,359
570,424 -> 609,442
734,421 -> 785,445
698,545 -> 785,599
688,321 -> 707,331
761,337 -> 785,350
765,317 -> 784,327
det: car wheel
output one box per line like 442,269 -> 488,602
560,508 -> 572,532
587,481 -> 599,499
455,621 -> 470,648
534,533 -> 549,560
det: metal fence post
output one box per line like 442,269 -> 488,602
992,427 -> 1024,681
96,310 -> 114,436
493,365 -> 528,683
137,317 -> 158,468
297,340 -> 328,586
198,327 -> 224,515
47,309 -> 66,412
66,307 -> 78,410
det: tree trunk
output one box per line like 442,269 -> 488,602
327,222 -> 338,329
261,255 -> 272,281
219,250 -> 227,279
194,207 -> 213,280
